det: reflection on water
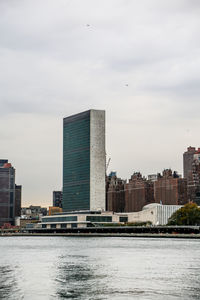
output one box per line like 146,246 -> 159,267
55,255 -> 147,299
56,259 -> 94,298
0,237 -> 200,299
0,265 -> 22,300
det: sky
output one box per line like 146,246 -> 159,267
1,0 -> 200,207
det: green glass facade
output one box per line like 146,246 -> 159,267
63,111 -> 90,211
86,216 -> 112,222
42,216 -> 77,223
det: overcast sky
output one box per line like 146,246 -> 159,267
1,0 -> 200,207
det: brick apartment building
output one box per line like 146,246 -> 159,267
124,172 -> 154,212
154,169 -> 187,205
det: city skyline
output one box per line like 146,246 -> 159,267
1,1 -> 200,207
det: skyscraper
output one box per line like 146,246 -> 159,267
53,191 -> 63,208
183,146 -> 196,180
0,160 -> 16,226
63,109 -> 105,212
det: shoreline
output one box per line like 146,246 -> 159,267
1,233 -> 200,238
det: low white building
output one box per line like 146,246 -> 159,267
38,204 -> 182,229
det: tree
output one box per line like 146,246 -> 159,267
168,202 -> 200,226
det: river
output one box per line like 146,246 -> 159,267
0,237 -> 200,299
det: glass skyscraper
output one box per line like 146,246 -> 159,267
63,110 -> 105,212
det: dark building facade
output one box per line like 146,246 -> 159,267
187,152 -> 200,204
53,191 -> 63,208
0,160 -> 16,226
182,147 -> 200,203
106,173 -> 126,212
63,110 -> 105,212
154,169 -> 188,205
183,146 -> 196,180
124,172 -> 154,212
15,185 -> 22,217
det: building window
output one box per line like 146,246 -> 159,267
42,216 -> 77,223
10,192 -> 14,204
119,217 -> 128,223
61,224 -> 67,228
42,224 -> 46,228
86,216 -> 112,222
50,224 -> 56,229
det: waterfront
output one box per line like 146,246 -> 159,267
0,237 -> 200,299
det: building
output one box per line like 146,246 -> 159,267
154,169 -> 187,205
39,204 -> 181,229
15,185 -> 22,217
124,172 -> 154,212
0,160 -> 20,226
183,147 -> 200,203
21,205 -> 47,220
187,152 -> 200,204
106,172 -> 126,212
41,210 -> 128,229
183,146 -> 196,180
126,203 -> 182,226
53,191 -> 62,208
49,206 -> 62,216
63,109 -> 105,212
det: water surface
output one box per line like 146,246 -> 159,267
0,237 -> 200,299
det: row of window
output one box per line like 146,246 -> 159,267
42,216 -> 77,223
42,215 -> 128,226
42,223 -> 77,229
86,216 -> 112,222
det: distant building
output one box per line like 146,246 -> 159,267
15,185 -> 22,217
49,206 -> 62,216
124,172 -> 154,212
154,169 -> 187,205
21,205 -> 47,220
106,173 -> 126,212
53,191 -> 62,208
183,146 -> 196,180
187,153 -> 200,204
63,109 -> 105,212
0,160 -> 21,226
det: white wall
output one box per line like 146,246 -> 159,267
127,209 -> 156,224
90,110 -> 106,211
126,205 -> 181,225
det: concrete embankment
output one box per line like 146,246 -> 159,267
1,233 -> 200,238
